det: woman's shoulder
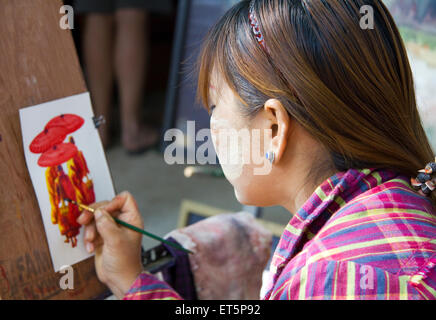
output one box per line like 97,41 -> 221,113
318,174 -> 436,246
331,174 -> 436,224
306,174 -> 436,277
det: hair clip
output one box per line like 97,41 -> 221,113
411,157 -> 436,197
248,0 -> 268,52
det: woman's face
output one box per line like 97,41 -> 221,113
209,74 -> 276,206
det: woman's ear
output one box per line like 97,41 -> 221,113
263,98 -> 290,164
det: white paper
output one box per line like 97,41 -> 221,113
19,92 -> 115,272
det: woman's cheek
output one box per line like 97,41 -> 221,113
210,122 -> 219,152
210,117 -> 244,181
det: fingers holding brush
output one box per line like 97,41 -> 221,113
69,194 -> 144,298
76,200 -> 109,225
75,201 -> 108,253
89,206 -> 143,298
82,206 -> 128,253
83,220 -> 102,253
104,191 -> 144,230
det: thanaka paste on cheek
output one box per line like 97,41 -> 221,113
210,116 -> 247,181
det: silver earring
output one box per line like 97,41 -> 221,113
266,151 -> 275,164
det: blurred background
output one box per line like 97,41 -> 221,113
65,0 -> 436,251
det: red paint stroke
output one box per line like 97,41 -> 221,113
29,127 -> 68,154
38,143 -> 78,167
45,114 -> 84,134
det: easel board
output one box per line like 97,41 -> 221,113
0,0 -> 109,299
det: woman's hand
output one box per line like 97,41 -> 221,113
77,191 -> 144,299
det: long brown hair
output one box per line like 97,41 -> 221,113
197,0 -> 436,207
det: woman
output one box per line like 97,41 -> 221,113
78,0 -> 436,300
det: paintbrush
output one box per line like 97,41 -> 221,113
66,199 -> 193,255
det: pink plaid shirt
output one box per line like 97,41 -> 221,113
124,168 -> 436,300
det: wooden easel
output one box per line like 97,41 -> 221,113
0,0 -> 108,299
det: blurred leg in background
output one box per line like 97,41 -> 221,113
81,13 -> 115,148
75,0 -> 160,152
115,8 -> 159,153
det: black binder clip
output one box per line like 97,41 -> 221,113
141,245 -> 175,274
93,115 -> 106,129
